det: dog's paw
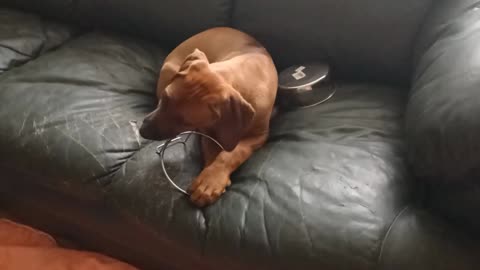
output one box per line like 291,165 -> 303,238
188,168 -> 231,208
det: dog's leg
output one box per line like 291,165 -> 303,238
189,134 -> 268,207
201,137 -> 222,167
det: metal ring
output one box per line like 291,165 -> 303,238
156,131 -> 225,195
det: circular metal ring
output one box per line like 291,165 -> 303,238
156,131 -> 225,195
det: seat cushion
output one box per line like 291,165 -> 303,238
0,31 -> 417,268
0,8 -> 74,73
0,31 -> 163,199
2,29 -> 480,270
104,84 -> 414,270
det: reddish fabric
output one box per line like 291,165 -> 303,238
0,219 -> 138,270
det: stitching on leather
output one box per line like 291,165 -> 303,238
376,205 -> 410,268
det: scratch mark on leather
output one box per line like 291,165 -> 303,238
99,113 -> 108,136
64,115 -> 71,130
55,127 -> 106,172
18,115 -> 28,136
32,117 -> 51,153
78,118 -> 118,148
129,120 -> 142,146
106,109 -> 120,129
358,202 -> 376,215
33,120 -> 45,136
72,118 -> 80,134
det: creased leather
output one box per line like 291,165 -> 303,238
407,0 -> 480,229
408,0 -> 480,182
0,32 -> 165,199
0,45 -> 415,268
2,0 -> 231,47
0,4 -> 480,270
101,84 -> 413,270
0,8 -> 74,73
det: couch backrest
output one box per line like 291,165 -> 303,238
4,0 -> 434,85
4,0 -> 232,47
232,0 -> 433,85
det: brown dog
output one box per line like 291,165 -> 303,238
139,27 -> 278,207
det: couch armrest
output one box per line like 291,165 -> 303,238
407,0 -> 480,183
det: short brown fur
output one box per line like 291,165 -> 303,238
140,27 -> 278,207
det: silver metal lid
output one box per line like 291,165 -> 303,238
277,63 -> 335,109
278,63 -> 330,90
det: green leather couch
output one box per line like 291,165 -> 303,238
1,0 -> 480,269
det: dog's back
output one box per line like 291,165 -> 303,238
159,27 -> 277,120
164,27 -> 264,65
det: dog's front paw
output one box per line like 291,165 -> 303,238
188,168 -> 231,208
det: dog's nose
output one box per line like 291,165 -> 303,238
139,118 -> 157,140
139,118 -> 173,141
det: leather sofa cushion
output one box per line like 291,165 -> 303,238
3,0 -> 231,46
1,29 -> 480,270
0,8 -> 74,73
0,32 -> 163,198
232,0 -> 433,85
105,84 -> 414,270
0,30 -> 416,268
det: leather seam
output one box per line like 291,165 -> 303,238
376,205 -> 410,268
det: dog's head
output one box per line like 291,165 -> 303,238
139,49 -> 255,151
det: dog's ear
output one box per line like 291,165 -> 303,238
212,89 -> 255,151
178,48 -> 209,75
